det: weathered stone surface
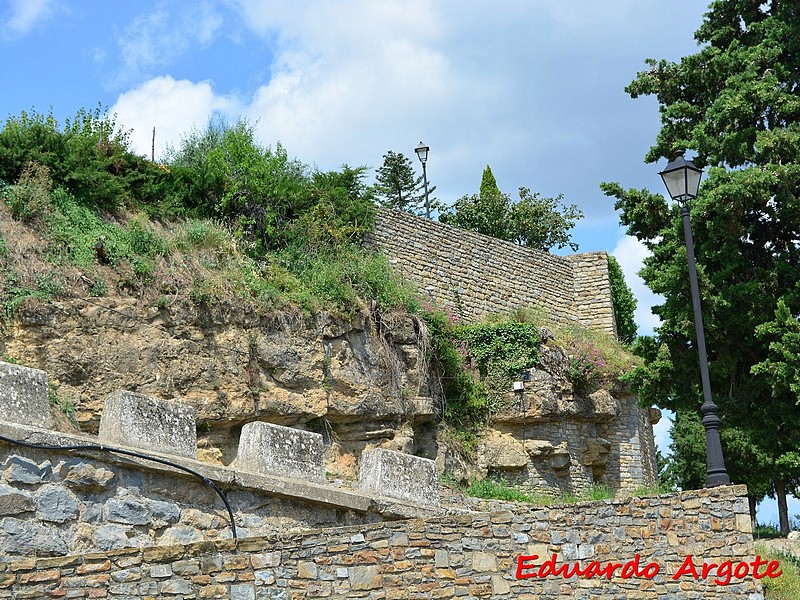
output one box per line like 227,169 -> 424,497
370,209 -> 616,334
106,495 -> 151,525
0,361 -> 51,428
236,421 -> 325,482
35,484 -> 79,522
159,525 -> 204,545
581,438 -> 612,467
359,448 -> 438,506
549,442 -> 571,470
3,455 -> 50,484
523,440 -> 554,457
147,499 -> 181,526
94,524 -> 132,551
58,460 -> 115,491
99,390 -> 197,458
1,517 -> 67,555
649,406 -> 662,425
434,439 -> 468,482
0,483 -> 34,515
479,432 -> 528,470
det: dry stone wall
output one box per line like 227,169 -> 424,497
369,209 -> 617,335
2,485 -> 764,599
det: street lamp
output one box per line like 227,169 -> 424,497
659,150 -> 730,487
414,141 -> 431,219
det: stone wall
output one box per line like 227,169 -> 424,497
0,360 -> 445,558
369,209 -> 617,335
0,420 -> 441,558
2,485 -> 764,599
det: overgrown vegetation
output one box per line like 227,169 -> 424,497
1,105 -> 639,502
757,545 -> 800,600
455,475 -> 614,505
607,255 -> 637,344
0,108 -> 416,320
421,303 -> 639,458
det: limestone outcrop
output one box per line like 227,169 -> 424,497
1,295 -> 657,495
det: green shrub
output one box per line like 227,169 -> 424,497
4,161 -> 53,222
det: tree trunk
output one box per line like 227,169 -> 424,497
776,479 -> 790,536
748,495 -> 757,529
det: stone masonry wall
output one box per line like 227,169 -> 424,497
370,209 -> 617,335
0,418 -> 441,558
2,485 -> 763,599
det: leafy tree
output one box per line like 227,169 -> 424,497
602,0 -> 800,533
607,255 -> 637,344
289,166 -> 376,251
167,118 -> 309,251
0,106 -> 166,209
440,166 -> 582,252
373,150 -> 435,215
752,298 -> 800,404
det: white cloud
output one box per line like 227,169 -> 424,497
111,76 -> 240,159
116,2 -> 223,82
612,235 -> 662,336
105,0 -> 709,218
3,0 -> 57,36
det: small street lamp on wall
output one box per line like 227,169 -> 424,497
415,141 -> 431,219
659,150 -> 730,488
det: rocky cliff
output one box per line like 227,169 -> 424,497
1,295 -> 657,494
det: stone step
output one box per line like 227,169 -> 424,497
98,390 -> 197,459
0,361 -> 51,429
236,421 -> 325,483
359,448 -> 439,506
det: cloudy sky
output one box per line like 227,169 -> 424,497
7,0 -> 788,521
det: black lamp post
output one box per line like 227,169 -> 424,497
415,141 -> 431,218
659,150 -> 730,487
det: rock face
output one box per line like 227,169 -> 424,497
0,298 -> 435,478
478,342 -> 658,495
1,297 -> 657,494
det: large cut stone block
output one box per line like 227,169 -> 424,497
99,391 -> 197,458
237,422 -> 325,482
359,448 -> 439,506
0,361 -> 51,429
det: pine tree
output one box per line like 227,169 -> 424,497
373,151 -> 427,214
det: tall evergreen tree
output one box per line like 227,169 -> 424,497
602,0 -> 800,533
373,151 -> 434,215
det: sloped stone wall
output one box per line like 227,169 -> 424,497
2,485 -> 764,599
369,209 -> 617,335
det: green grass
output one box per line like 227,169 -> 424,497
756,544 -> 800,599
458,477 -> 615,505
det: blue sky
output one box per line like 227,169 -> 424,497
1,0 -> 794,525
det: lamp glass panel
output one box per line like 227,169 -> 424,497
686,167 -> 702,198
660,168 -> 687,200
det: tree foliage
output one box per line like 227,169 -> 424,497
0,106 -> 166,209
602,0 -> 800,533
440,166 -> 583,252
165,119 -> 375,253
607,255 -> 637,344
373,150 -> 435,215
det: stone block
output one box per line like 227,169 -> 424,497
98,390 -> 197,458
358,448 -> 439,506
0,361 -> 51,429
236,421 -> 325,482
